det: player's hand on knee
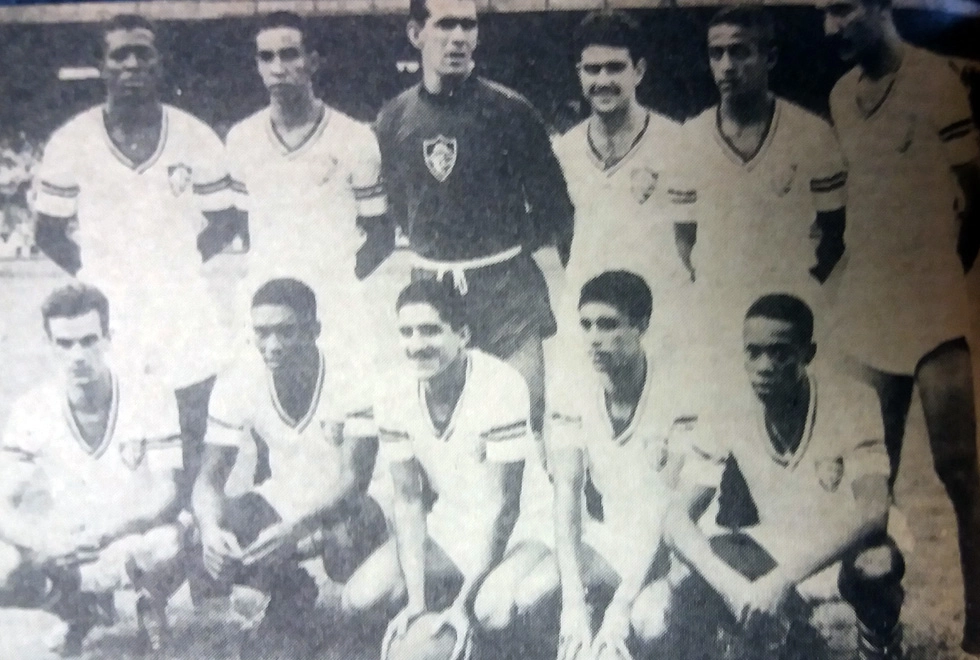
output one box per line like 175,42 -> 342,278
741,572 -> 792,624
201,527 -> 242,579
558,601 -> 592,660
430,601 -> 473,660
240,522 -> 299,568
382,601 -> 426,660
593,601 -> 633,660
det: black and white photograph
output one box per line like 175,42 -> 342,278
0,0 -> 978,658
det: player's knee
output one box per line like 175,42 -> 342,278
511,566 -> 558,618
933,450 -> 980,496
341,569 -> 398,614
473,584 -> 516,633
139,525 -> 184,567
630,580 -> 672,645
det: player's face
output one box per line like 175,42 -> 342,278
411,0 -> 479,79
255,27 -> 315,97
47,311 -> 110,388
579,302 -> 643,375
102,28 -> 161,102
707,24 -> 771,101
819,0 -> 882,62
397,302 -> 468,381
742,317 -> 811,401
251,304 -> 317,374
578,45 -> 645,116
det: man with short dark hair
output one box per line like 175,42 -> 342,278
192,277 -> 385,659
819,1 -> 980,651
657,294 -> 901,660
0,282 -> 187,656
374,0 -> 574,435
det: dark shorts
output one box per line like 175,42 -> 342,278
412,253 -> 556,358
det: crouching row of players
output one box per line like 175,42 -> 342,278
0,272 -> 901,660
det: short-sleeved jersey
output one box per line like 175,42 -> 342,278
375,77 -> 574,261
553,112 -> 697,302
34,105 -> 233,281
682,99 -> 847,292
0,373 -> 182,534
226,106 -> 386,285
829,47 -> 977,370
685,365 -> 888,563
206,349 -> 374,523
548,353 -> 698,549
377,350 -> 531,560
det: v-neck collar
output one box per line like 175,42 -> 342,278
418,352 -> 472,441
586,111 -> 651,176
713,98 -> 780,170
599,352 -> 652,446
64,373 -> 119,459
101,105 -> 168,174
757,373 -> 817,470
267,350 -> 325,432
265,102 -> 330,159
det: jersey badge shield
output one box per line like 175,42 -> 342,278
630,168 -> 659,204
815,456 -> 844,492
119,438 -> 147,471
424,135 -> 457,182
771,163 -> 798,196
167,163 -> 193,197
896,114 -> 916,154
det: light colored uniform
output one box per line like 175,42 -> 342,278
682,100 -> 847,352
377,350 -> 551,574
206,348 -> 375,524
553,112 -> 697,340
34,105 -> 233,388
829,46 -> 978,374
548,352 -> 697,575
0,372 -> 183,593
225,107 -> 387,360
684,365 -> 889,568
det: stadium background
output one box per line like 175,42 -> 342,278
0,1 -> 979,658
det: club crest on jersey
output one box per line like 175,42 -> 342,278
771,163 -> 798,196
630,168 -> 659,204
318,155 -> 340,186
815,456 -> 845,492
896,115 -> 917,154
423,135 -> 457,182
119,439 -> 147,471
167,163 -> 193,197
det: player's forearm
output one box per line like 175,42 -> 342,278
664,507 -> 749,603
0,508 -> 47,553
454,499 -> 520,610
609,530 -> 666,612
191,475 -> 227,537
554,479 -> 589,610
392,496 -> 428,610
34,214 -> 80,275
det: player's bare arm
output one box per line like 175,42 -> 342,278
191,442 -> 242,580
34,212 -> 81,275
953,156 -> 980,271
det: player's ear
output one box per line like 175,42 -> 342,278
311,320 -> 322,340
804,342 -> 816,365
460,323 -> 472,347
634,57 -> 648,82
407,20 -> 424,50
766,44 -> 778,71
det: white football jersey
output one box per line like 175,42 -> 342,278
35,104 -> 233,281
829,46 -> 977,373
0,373 -> 182,535
686,365 -> 888,564
206,348 -> 374,523
553,111 -> 696,307
682,98 -> 846,293
378,350 -> 538,570
548,352 -> 697,570
226,106 -> 386,291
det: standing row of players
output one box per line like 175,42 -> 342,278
0,0 -> 978,657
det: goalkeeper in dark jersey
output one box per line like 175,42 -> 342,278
374,0 -> 574,436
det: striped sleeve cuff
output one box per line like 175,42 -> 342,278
811,171 -> 847,213
34,180 -> 79,218
193,175 -> 236,213
939,118 -> 980,166
379,426 -> 414,462
483,419 -> 529,463
354,182 -> 387,218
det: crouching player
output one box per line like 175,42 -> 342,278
343,280 -> 543,660
191,278 -> 386,658
0,283 -> 186,656
655,294 -> 903,659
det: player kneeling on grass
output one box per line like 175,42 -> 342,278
655,294 -> 903,660
342,279 -> 533,660
0,283 -> 187,656
542,271 -> 698,660
191,278 -> 386,659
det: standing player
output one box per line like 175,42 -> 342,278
659,295 -> 901,660
820,0 -> 980,652
552,11 -> 697,339
678,5 -> 847,353
374,0 -> 575,434
192,278 -> 386,658
32,15 -> 237,494
342,280 -> 548,660
0,284 -> 186,656
224,11 -> 389,351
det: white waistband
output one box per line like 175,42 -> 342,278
411,246 -> 522,295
